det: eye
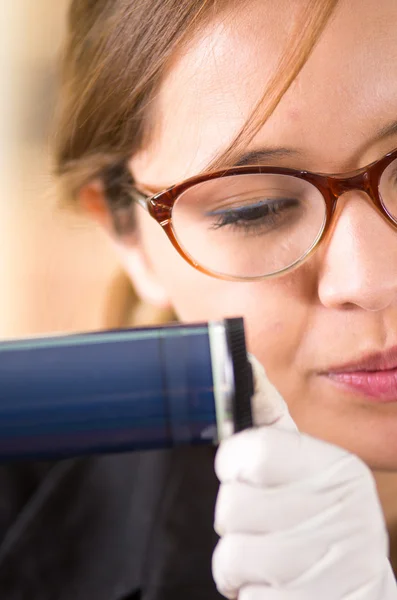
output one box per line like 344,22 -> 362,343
206,197 -> 302,235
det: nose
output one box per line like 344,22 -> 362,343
317,192 -> 397,311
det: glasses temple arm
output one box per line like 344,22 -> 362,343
130,188 -> 151,212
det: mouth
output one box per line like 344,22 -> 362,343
321,345 -> 397,403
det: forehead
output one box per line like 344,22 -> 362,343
131,0 -> 397,185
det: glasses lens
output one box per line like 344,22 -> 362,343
379,156 -> 397,222
172,173 -> 326,279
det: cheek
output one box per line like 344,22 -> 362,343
137,209 -> 311,383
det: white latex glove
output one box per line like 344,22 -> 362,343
212,355 -> 397,599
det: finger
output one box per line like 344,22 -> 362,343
213,530 -> 380,600
239,585 -> 312,600
215,426 -> 364,487
236,556 -> 392,600
215,478 -> 386,541
212,531 -> 330,598
238,583 -> 323,600
214,480 -> 341,536
248,354 -> 297,432
237,573 -> 392,600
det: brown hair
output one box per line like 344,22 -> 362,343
55,0 -> 339,205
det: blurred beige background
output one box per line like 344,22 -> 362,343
0,1 -> 120,338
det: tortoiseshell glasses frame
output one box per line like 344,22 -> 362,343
129,147 -> 397,281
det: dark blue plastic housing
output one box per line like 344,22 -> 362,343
0,319 -> 253,461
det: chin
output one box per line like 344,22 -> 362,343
290,397 -> 397,473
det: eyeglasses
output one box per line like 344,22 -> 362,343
130,148 -> 397,281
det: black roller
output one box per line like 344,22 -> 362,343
225,318 -> 254,432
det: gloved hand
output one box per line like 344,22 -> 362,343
212,356 -> 397,599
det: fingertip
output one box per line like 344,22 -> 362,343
212,538 -> 239,599
215,427 -> 273,485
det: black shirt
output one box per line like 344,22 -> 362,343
0,446 -> 223,600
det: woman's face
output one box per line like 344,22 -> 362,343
125,0 -> 397,469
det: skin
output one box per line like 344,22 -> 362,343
83,0 -> 397,538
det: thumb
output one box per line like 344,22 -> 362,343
248,354 -> 297,432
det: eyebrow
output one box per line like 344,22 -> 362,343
232,147 -> 300,167
139,121 -> 397,193
232,119 -> 397,168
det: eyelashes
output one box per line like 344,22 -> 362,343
207,197 -> 301,234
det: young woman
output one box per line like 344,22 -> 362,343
2,0 -> 397,598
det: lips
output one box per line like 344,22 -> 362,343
326,345 -> 397,373
322,345 -> 397,402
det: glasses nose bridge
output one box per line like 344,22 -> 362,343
329,171 -> 370,201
